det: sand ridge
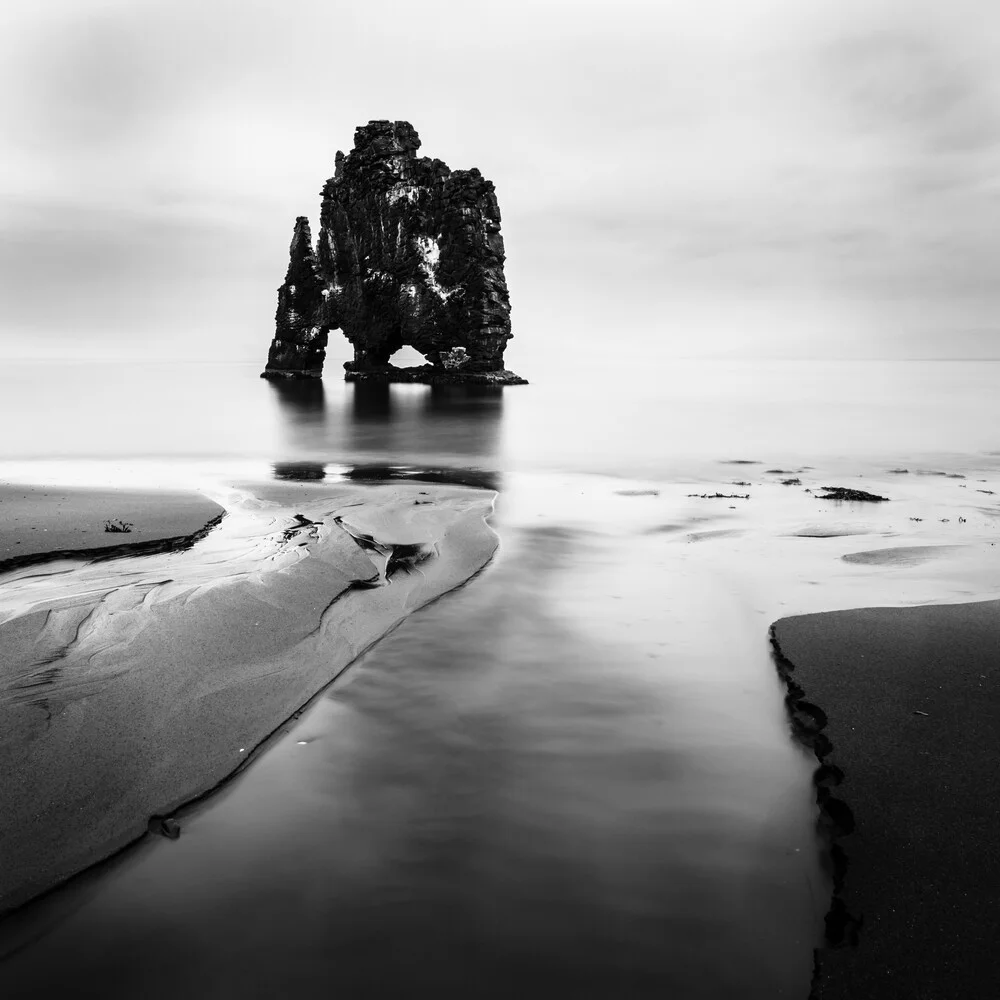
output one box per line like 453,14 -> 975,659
0,480 -> 498,913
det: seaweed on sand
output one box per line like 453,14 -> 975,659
816,488 -> 888,502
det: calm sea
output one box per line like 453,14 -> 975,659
2,355 -> 999,474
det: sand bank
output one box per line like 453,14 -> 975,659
771,602 -> 1000,999
0,480 -> 497,913
0,485 -> 226,573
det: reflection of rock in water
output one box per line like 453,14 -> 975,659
269,377 -> 336,457
343,383 -> 503,462
267,379 -> 327,423
270,375 -> 504,465
343,465 -> 501,492
352,382 -> 392,421
419,384 -> 503,458
425,384 -> 503,419
412,468 -> 501,491
272,462 -> 327,481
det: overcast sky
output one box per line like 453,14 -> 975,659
2,0 -> 999,363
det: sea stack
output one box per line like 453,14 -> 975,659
261,217 -> 327,378
261,120 -> 525,384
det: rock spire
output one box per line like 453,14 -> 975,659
261,217 -> 327,378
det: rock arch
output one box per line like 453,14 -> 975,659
261,121 -> 525,385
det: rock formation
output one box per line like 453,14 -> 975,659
262,217 -> 327,378
261,121 -> 525,384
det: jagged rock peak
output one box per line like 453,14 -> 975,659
350,120 -> 422,159
261,121 -> 525,385
260,217 -> 327,380
284,217 -> 319,283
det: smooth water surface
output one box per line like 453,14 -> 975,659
3,356 -> 1000,474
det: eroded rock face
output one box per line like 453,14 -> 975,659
262,217 -> 327,379
261,121 -> 524,384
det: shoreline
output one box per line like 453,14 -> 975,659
0,485 -> 227,576
0,512 -> 226,577
770,602 -> 1000,999
0,540 -> 500,942
0,480 -> 499,915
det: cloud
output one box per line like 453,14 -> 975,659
2,0 -> 1000,360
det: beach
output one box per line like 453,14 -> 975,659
0,484 -> 225,572
772,601 -> 1000,999
3,359 -> 1000,997
0,476 -> 497,913
0,466 -> 828,997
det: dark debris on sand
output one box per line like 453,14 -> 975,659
687,493 -> 750,500
816,487 -> 889,502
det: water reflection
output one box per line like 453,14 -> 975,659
352,382 -> 393,421
342,464 -> 501,492
266,378 -> 327,424
269,380 -> 504,466
272,462 -> 328,481
426,384 -> 504,419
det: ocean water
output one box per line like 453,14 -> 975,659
3,354 -> 1000,474
2,355 -> 1000,998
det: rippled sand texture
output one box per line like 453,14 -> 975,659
0,482 -> 497,912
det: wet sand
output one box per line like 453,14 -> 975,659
4,459 -> 1000,997
772,602 -> 1000,999
0,480 -> 497,913
0,471 -> 827,999
0,485 -> 226,572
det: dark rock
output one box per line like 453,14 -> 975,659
342,363 -> 526,386
687,493 -> 751,499
272,462 -> 327,481
261,217 -> 327,379
816,487 -> 889,502
148,815 -> 181,840
261,121 -> 523,384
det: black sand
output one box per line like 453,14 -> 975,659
0,485 -> 225,572
772,602 -> 1000,999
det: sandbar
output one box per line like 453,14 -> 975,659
0,485 -> 226,573
0,480 -> 497,913
771,601 -> 1000,999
